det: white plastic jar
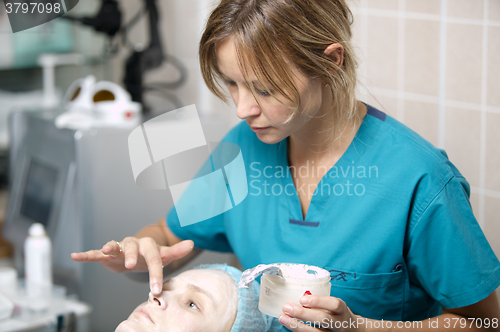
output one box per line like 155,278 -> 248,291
258,263 -> 331,318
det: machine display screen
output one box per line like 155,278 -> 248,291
20,159 -> 58,227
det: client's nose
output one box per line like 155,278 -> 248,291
149,292 -> 167,310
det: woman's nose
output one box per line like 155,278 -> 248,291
235,88 -> 261,120
149,292 -> 167,310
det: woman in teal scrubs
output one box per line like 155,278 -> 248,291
73,0 -> 500,330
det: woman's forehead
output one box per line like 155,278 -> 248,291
171,269 -> 235,290
216,39 -> 245,78
216,36 -> 306,87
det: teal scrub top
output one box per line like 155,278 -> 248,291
168,104 -> 500,322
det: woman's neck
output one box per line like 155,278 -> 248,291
288,101 -> 367,167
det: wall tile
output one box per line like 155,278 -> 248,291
406,0 -> 441,15
365,0 -> 399,10
351,11 -> 364,48
351,15 -> 368,86
346,0 -> 362,11
484,196 -> 500,262
404,100 -> 439,147
405,19 -> 440,96
487,27 -> 500,107
177,59 -> 201,107
366,16 -> 399,90
444,107 -> 481,187
484,195 -> 500,308
490,0 -> 500,22
172,0 -> 202,58
469,191 -> 480,221
485,112 -> 500,191
447,0 -> 484,20
446,23 -> 483,104
359,94 -> 398,120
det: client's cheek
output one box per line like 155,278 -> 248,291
201,306 -> 235,332
127,302 -> 147,320
133,302 -> 148,311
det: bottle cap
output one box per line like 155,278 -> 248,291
28,223 -> 46,237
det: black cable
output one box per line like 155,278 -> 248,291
120,5 -> 147,49
62,0 -> 187,113
146,54 -> 188,90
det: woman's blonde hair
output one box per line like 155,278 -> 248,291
199,0 -> 357,126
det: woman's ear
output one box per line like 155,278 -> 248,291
324,43 -> 344,68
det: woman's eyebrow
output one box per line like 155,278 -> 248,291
220,72 -> 265,87
187,283 -> 217,306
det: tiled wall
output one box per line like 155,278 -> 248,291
349,0 -> 500,301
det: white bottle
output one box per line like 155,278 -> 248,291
24,223 -> 52,311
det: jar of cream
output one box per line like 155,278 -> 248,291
257,263 -> 331,318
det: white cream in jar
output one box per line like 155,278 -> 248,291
239,263 -> 331,318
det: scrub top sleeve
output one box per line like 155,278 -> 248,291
165,125 -> 244,253
167,206 -> 232,252
406,176 -> 500,309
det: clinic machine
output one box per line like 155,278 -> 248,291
3,110 -> 238,331
4,111 -> 165,330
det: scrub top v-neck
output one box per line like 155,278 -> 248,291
277,106 -> 384,223
168,104 -> 500,322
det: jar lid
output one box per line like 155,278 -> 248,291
266,263 -> 330,285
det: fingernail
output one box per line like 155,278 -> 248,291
300,296 -> 310,305
283,304 -> 293,314
125,260 -> 132,268
183,240 -> 194,249
152,284 -> 161,294
279,314 -> 290,325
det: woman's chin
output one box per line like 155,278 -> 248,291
255,132 -> 283,145
115,320 -> 142,332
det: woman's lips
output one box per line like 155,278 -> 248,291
251,126 -> 271,133
134,307 -> 154,323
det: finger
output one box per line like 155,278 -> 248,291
123,241 -> 139,269
71,250 -> 107,262
101,240 -> 122,256
299,295 -> 346,315
278,314 -> 320,331
159,240 -> 194,266
138,238 -> 164,296
282,302 -> 333,329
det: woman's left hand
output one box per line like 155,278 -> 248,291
279,295 -> 365,331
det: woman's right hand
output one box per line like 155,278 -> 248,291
71,237 -> 194,296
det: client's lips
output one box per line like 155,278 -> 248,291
135,307 -> 154,323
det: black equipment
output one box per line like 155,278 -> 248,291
61,0 -> 186,113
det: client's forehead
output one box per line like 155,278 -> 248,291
177,269 -> 233,283
168,269 -> 235,302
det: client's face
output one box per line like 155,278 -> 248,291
116,269 -> 238,332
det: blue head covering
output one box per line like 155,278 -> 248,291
195,264 -> 277,332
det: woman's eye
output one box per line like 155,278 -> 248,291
257,89 -> 272,97
188,301 -> 199,310
224,80 -> 237,87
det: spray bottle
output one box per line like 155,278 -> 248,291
24,223 -> 52,311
